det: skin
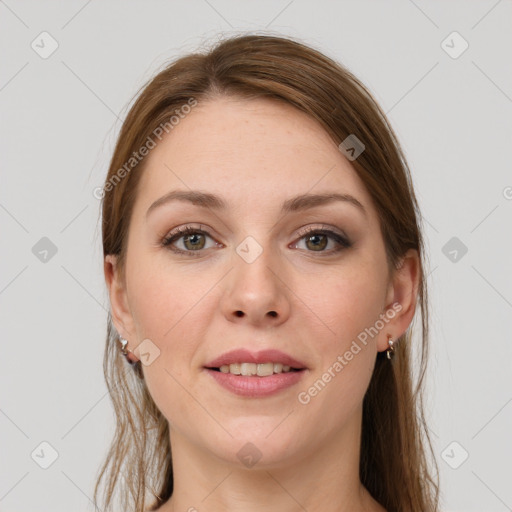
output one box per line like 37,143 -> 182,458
104,97 -> 419,512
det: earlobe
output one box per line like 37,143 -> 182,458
104,254 -> 137,344
378,249 -> 421,352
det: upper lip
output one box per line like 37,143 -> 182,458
204,349 -> 307,369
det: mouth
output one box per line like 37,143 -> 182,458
203,349 -> 308,396
204,363 -> 305,376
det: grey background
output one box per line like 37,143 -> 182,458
1,1 -> 511,511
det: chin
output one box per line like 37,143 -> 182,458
208,424 -> 302,467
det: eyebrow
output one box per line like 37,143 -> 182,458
146,190 -> 367,218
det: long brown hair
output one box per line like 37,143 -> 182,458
96,34 -> 439,512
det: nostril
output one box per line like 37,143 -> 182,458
268,311 -> 277,317
235,311 -> 244,317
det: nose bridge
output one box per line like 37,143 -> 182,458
222,234 -> 290,325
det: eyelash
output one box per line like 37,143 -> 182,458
161,225 -> 352,257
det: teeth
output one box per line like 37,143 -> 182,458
217,362 -> 298,376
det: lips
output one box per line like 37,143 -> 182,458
204,348 -> 307,370
205,368 -> 306,397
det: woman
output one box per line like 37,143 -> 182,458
96,34 -> 439,512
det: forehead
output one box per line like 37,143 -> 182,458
134,97 -> 375,218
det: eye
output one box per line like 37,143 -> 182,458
161,225 -> 220,255
292,226 -> 352,254
161,224 -> 351,257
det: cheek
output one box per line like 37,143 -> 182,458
127,272 -> 195,396
297,280 -> 381,433
129,258 -> 208,339
307,263 -> 388,344
295,260 -> 388,426
128,266 -> 211,425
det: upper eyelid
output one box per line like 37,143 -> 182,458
164,224 -> 346,241
295,224 -> 347,238
164,225 -> 218,241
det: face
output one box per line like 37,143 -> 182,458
106,97 -> 414,469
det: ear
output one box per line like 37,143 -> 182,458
104,254 -> 139,362
377,248 -> 421,352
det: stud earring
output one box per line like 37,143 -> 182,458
117,337 -> 144,379
386,336 -> 396,360
118,337 -> 137,365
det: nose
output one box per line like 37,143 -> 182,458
220,244 -> 291,328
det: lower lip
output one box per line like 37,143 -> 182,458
203,368 -> 306,397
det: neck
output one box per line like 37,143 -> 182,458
157,406 -> 385,512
